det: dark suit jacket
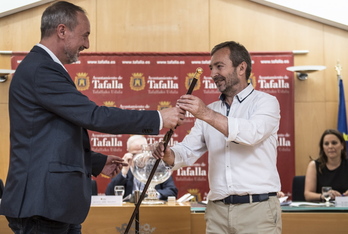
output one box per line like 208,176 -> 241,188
105,171 -> 178,200
0,45 -> 160,224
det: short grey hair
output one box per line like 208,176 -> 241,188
126,135 -> 147,151
40,1 -> 86,39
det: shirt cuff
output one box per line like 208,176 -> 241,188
157,111 -> 163,130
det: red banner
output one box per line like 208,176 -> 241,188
11,51 -> 294,200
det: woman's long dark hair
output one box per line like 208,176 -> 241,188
317,129 -> 347,173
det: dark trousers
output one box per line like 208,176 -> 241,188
6,216 -> 81,234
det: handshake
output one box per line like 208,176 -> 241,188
159,68 -> 203,130
159,106 -> 186,130
160,93 -> 209,130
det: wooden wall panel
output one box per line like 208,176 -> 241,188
95,0 -> 210,52
295,102 -> 327,175
210,0 -> 327,101
295,100 -> 339,176
323,25 -> 348,101
0,8 -> 43,51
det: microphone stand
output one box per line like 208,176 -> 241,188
124,68 -> 202,234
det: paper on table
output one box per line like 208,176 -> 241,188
91,195 -> 123,206
177,193 -> 193,203
289,201 -> 327,207
335,196 -> 348,207
279,196 -> 288,203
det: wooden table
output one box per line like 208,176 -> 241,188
0,203 -> 192,234
2,203 -> 348,233
83,203 -> 192,234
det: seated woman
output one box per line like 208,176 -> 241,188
304,129 -> 348,201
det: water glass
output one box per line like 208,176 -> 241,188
114,185 -> 125,197
322,186 -> 332,205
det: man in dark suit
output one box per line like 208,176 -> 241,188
105,135 -> 178,200
0,1 -> 184,233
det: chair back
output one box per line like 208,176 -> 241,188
292,175 -> 305,201
0,179 -> 4,198
92,179 -> 98,195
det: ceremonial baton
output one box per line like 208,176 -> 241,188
124,67 -> 203,233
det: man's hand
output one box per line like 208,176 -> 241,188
177,94 -> 229,137
152,141 -> 175,167
159,107 -> 185,129
177,94 -> 210,120
101,155 -> 128,178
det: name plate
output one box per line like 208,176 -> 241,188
91,195 -> 123,206
336,196 -> 348,207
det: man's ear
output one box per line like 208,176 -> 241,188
57,24 -> 66,38
238,61 -> 247,75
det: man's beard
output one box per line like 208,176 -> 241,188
217,70 -> 239,94
64,45 -> 80,64
65,50 -> 78,64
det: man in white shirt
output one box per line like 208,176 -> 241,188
154,41 -> 282,233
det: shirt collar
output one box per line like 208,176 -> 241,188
36,43 -> 67,71
219,83 -> 255,103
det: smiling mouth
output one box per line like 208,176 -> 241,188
213,77 -> 225,84
215,80 -> 225,87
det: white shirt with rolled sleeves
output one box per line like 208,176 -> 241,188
171,84 -> 281,201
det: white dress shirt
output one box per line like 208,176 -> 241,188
171,84 -> 281,201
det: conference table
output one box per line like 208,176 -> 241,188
1,202 -> 348,233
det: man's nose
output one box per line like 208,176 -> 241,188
210,68 -> 220,80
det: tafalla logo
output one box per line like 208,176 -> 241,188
74,72 -> 90,91
130,72 -> 145,91
188,188 -> 202,202
248,72 -> 257,88
185,71 -> 201,91
157,101 -> 172,110
103,101 -> 116,107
